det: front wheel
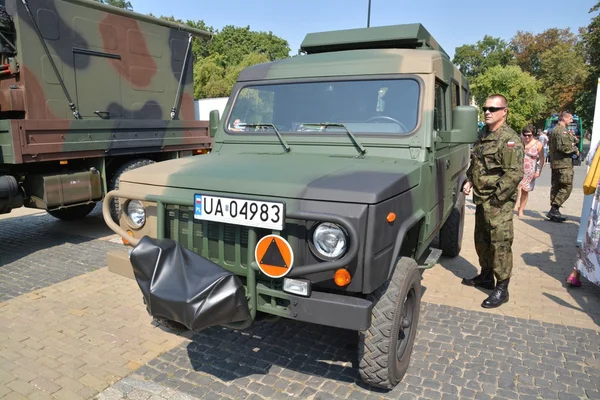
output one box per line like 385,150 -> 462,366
358,257 -> 422,389
439,191 -> 465,257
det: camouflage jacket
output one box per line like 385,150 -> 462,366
549,124 -> 577,169
466,122 -> 524,205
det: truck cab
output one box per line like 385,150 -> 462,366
103,23 -> 478,389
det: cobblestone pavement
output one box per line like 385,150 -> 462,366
1,165 -> 600,400
97,304 -> 600,400
0,208 -> 121,302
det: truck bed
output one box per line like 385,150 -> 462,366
0,118 -> 211,164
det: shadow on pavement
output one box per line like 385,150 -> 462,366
517,158 -> 600,327
0,203 -> 115,267
183,320 -> 394,393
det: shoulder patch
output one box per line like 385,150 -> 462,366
507,141 -> 516,148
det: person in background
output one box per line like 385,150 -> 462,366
514,125 -> 544,218
547,111 -> 579,222
538,129 -> 549,162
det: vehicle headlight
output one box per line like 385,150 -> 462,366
312,222 -> 347,260
126,200 -> 146,228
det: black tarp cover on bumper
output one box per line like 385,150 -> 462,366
129,236 -> 251,331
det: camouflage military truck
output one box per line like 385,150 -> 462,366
103,23 -> 477,389
0,0 -> 212,222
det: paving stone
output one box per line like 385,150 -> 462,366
0,212 -> 122,302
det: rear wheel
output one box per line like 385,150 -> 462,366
47,203 -> 96,221
358,257 -> 422,389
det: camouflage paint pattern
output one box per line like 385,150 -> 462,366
0,0 -> 212,212
467,122 -> 523,281
550,168 -> 574,207
549,124 -> 578,169
104,24 -> 478,326
474,201 -> 515,281
549,124 -> 576,207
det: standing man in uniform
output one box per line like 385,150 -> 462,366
461,94 -> 524,308
547,111 -> 579,221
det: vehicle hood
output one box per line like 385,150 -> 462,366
122,153 -> 422,204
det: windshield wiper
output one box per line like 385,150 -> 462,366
301,123 -> 366,155
240,123 -> 290,153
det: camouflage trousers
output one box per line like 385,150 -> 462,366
474,201 -> 515,281
550,167 -> 574,207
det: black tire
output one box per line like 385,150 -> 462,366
358,257 -> 422,389
108,158 -> 155,223
439,192 -> 465,257
47,202 -> 96,221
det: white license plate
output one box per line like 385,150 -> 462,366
193,194 -> 284,231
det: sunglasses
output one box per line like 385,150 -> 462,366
482,106 -> 506,113
522,133 -> 532,137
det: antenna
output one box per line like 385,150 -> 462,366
367,0 -> 372,27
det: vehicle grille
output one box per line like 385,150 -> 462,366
164,205 -> 304,270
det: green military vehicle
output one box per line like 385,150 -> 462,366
0,0 -> 212,222
103,23 -> 477,389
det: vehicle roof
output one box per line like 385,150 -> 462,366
236,48 -> 445,82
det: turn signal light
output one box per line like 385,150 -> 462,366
122,230 -> 134,245
334,269 -> 351,287
387,212 -> 396,223
195,149 -> 209,154
59,160 -> 68,165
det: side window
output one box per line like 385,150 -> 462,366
462,87 -> 469,105
451,81 -> 459,110
434,80 -> 446,131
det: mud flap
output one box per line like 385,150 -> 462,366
129,236 -> 251,331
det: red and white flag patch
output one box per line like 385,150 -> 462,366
507,141 -> 515,148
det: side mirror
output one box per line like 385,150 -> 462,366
209,110 -> 220,138
438,106 -> 478,144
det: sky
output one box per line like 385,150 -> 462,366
131,0 -> 597,60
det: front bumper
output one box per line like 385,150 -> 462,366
108,245 -> 373,332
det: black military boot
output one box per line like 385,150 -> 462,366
461,270 -> 495,290
481,278 -> 510,308
547,205 -> 566,222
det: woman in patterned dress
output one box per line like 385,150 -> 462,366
514,125 -> 545,218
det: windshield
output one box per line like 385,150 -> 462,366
226,78 -> 420,135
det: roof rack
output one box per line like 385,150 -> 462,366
299,23 -> 448,58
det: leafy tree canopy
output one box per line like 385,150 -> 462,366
452,36 -> 515,79
471,65 -> 546,131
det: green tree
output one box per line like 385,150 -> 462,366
208,25 -> 290,66
510,28 -> 579,78
576,2 -> 600,130
150,17 -> 289,99
95,0 -> 133,10
538,41 -> 588,114
193,53 -> 270,98
471,65 -> 546,131
452,36 -> 515,79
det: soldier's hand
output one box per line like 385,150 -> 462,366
462,180 -> 472,195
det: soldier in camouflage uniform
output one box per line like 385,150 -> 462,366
461,94 -> 524,308
547,111 -> 579,222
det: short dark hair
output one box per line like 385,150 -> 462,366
522,125 -> 534,134
559,111 -> 572,121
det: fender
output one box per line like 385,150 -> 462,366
386,209 -> 426,281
